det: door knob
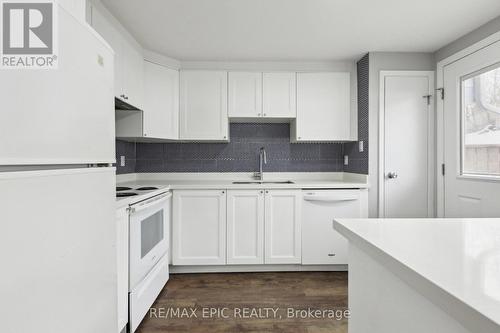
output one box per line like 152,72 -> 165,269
387,172 -> 398,179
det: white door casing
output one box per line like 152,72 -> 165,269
441,41 -> 500,217
379,71 -> 435,218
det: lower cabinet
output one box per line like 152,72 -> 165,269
227,190 -> 265,264
264,190 -> 302,264
227,189 -> 302,265
172,190 -> 227,265
115,206 -> 129,333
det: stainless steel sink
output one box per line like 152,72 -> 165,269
232,181 -> 294,184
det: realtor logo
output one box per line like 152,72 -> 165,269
1,0 -> 57,69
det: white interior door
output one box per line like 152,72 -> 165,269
443,41 -> 500,217
381,72 -> 434,218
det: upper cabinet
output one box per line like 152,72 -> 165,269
263,72 -> 297,118
294,72 -> 355,142
88,1 -> 143,110
228,72 -> 263,118
179,70 -> 229,141
142,61 -> 179,140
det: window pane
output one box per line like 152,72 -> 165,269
461,65 -> 500,176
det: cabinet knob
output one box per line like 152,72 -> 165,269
223,136 -> 227,139
222,191 -> 225,194
265,190 -> 269,194
260,191 -> 264,194
263,113 -> 267,117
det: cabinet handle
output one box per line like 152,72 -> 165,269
328,254 -> 336,257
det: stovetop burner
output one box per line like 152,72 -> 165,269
135,186 -> 159,191
116,192 -> 138,197
116,186 -> 132,191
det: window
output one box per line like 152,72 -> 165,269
461,64 -> 500,177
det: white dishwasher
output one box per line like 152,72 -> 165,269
302,189 -> 368,265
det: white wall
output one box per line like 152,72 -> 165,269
367,52 -> 435,217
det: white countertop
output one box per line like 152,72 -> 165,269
115,172 -> 368,207
333,218 -> 500,329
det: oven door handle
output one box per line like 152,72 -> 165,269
129,192 -> 172,214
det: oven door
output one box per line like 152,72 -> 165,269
129,192 -> 171,290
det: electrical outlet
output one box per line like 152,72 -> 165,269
359,140 -> 364,152
344,155 -> 349,166
120,156 -> 125,167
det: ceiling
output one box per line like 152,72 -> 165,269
101,0 -> 500,61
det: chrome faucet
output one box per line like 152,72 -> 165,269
254,147 -> 267,181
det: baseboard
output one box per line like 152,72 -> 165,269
169,264 -> 348,274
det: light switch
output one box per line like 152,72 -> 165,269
344,155 -> 349,166
359,141 -> 364,152
120,156 -> 125,167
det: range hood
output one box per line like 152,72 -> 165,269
115,97 -> 141,111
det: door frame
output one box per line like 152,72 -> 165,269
378,71 -> 435,218
436,31 -> 500,217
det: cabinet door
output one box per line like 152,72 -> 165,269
122,42 -> 144,109
179,71 -> 228,141
296,72 -> 351,141
116,207 -> 129,332
143,61 -> 179,139
302,190 -> 367,265
227,190 -> 265,265
228,72 -> 263,118
263,72 -> 296,118
264,190 -> 302,264
172,190 -> 226,265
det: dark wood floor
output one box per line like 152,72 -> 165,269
137,272 -> 348,333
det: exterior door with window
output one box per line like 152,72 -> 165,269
443,40 -> 500,217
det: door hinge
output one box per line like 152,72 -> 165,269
436,88 -> 445,100
441,163 -> 445,176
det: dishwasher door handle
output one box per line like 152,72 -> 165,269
303,195 -> 358,202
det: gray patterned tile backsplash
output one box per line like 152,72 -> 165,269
344,54 -> 369,174
116,56 -> 369,175
131,123 -> 344,173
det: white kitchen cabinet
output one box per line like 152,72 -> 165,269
294,72 -> 353,141
172,190 -> 227,265
89,2 -> 143,109
227,190 -> 265,265
302,189 -> 368,265
264,190 -> 302,264
179,71 -> 229,141
228,72 -> 263,118
263,72 -> 297,118
142,61 -> 179,139
115,206 -> 129,332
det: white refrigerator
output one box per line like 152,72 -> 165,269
0,4 -> 117,333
